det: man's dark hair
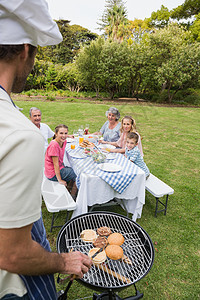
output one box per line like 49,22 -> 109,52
0,44 -> 36,61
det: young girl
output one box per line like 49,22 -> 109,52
44,124 -> 77,198
99,115 -> 143,156
125,132 -> 150,179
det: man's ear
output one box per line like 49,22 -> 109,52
19,44 -> 29,61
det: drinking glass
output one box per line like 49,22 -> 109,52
78,125 -> 84,136
73,130 -> 79,138
79,137 -> 84,145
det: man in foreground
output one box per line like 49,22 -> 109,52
0,1 -> 92,299
29,107 -> 54,151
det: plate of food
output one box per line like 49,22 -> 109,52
98,163 -> 122,172
79,139 -> 95,148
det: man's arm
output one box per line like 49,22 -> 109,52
0,224 -> 92,278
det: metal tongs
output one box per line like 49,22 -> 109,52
91,247 -> 104,259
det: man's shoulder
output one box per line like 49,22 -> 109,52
40,123 -> 54,132
40,122 -> 50,129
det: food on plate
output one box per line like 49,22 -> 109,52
105,245 -> 123,260
80,139 -> 94,148
93,236 -> 108,248
88,247 -> 107,264
107,232 -> 124,246
97,226 -> 112,237
80,229 -> 97,242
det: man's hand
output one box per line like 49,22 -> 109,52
60,251 -> 92,278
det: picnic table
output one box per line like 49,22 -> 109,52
64,142 -> 146,221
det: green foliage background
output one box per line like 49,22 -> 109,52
25,0 -> 200,104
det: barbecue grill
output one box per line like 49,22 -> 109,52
57,212 -> 154,300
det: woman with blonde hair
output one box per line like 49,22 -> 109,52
99,115 -> 143,156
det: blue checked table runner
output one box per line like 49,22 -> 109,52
66,145 -> 138,194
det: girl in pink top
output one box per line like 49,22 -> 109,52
99,116 -> 143,156
45,124 -> 77,199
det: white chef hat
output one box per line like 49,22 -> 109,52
0,0 -> 63,47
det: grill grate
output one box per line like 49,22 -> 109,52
57,212 -> 154,291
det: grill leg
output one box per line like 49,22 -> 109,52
92,289 -> 143,300
93,291 -> 118,300
93,292 -> 113,300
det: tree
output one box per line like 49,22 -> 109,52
171,0 -> 200,20
36,21 -> 98,64
105,4 -> 128,41
69,25 -> 98,57
48,20 -> 74,64
149,5 -> 171,28
55,63 -> 81,92
190,13 -> 200,41
75,37 -> 105,96
143,23 -> 199,102
98,40 -> 130,98
75,38 -> 131,98
98,0 -> 128,42
127,19 -> 152,43
156,43 -> 200,102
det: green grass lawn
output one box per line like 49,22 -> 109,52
16,98 -> 200,300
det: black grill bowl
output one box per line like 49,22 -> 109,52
57,212 -> 154,293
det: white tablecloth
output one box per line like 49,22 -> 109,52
64,144 -> 146,221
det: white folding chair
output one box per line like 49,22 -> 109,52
41,176 -> 76,231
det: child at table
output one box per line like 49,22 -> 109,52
125,132 -> 150,179
44,124 -> 77,199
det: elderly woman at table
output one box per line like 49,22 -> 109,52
93,107 -> 121,142
44,124 -> 77,199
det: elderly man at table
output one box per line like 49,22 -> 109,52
93,107 -> 121,142
29,107 -> 54,151
0,1 -> 92,300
